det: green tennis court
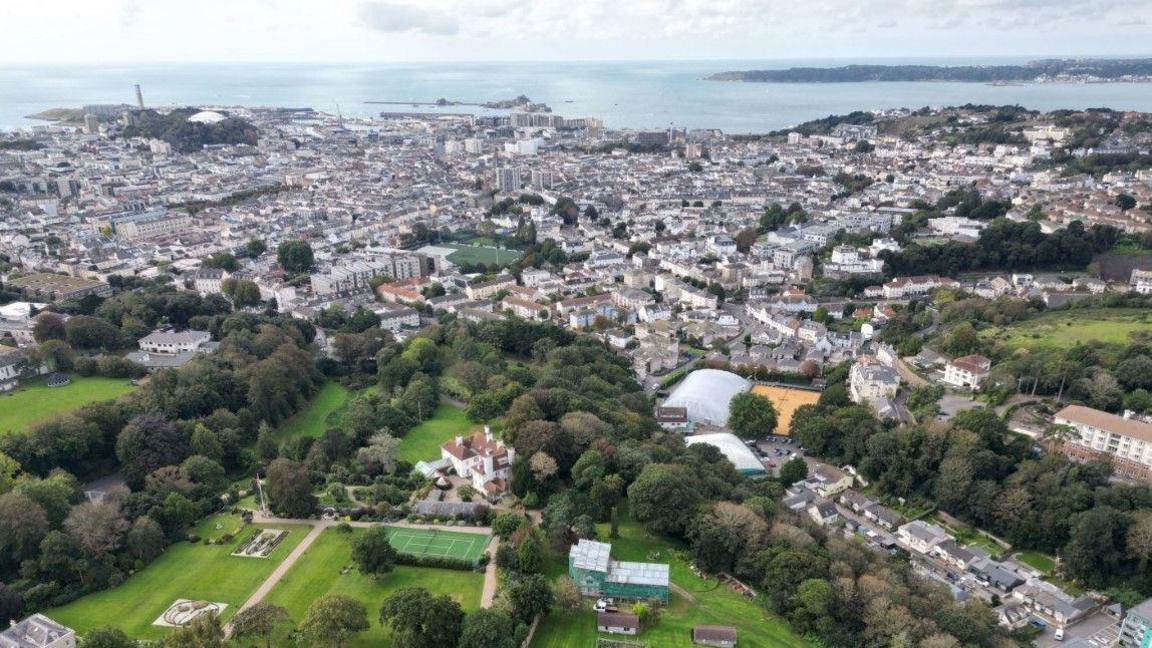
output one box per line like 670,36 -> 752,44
384,527 -> 490,566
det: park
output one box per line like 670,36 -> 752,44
979,308 -> 1152,349
0,374 -> 136,436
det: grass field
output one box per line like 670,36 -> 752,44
274,381 -> 351,439
1016,551 -> 1057,574
980,309 -> 1152,349
259,528 -> 484,648
385,526 -> 490,565
750,384 -> 822,436
443,242 -> 523,267
48,513 -> 308,640
397,402 -> 471,463
532,513 -> 809,648
0,374 -> 136,436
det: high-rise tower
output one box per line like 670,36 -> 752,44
135,84 -> 144,109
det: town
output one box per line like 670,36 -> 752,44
1,98 -> 1152,647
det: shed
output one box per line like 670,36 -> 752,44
693,624 -> 738,646
597,612 -> 640,636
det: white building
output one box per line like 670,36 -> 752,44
440,426 -> 516,496
942,355 -> 992,390
849,359 -> 900,403
0,345 -> 25,392
0,614 -> 76,648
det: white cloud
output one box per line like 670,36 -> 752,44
357,1 -> 458,36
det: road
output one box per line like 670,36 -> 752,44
223,514 -> 498,637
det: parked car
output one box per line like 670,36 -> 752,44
1054,627 -> 1064,641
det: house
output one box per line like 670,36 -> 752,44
1055,404 -> 1152,482
0,345 -> 26,392
569,539 -> 670,602
968,558 -> 1024,593
375,304 -> 421,331
1013,582 -> 1098,625
932,539 -> 978,570
597,612 -> 640,636
440,426 -> 515,497
0,614 -> 76,648
465,275 -> 516,300
808,500 -> 840,526
693,625 -> 738,647
897,520 -> 951,554
654,406 -> 691,432
849,359 -> 900,403
943,355 -> 992,390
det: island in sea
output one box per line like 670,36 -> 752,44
709,57 -> 1152,83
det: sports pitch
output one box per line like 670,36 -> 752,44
385,526 -> 490,565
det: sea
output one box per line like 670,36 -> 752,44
3,58 -> 1152,134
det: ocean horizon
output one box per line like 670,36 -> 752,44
4,57 -> 1152,133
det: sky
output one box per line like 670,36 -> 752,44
1,0 -> 1150,64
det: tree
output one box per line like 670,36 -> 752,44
256,422 -> 278,462
80,627 -> 137,648
627,463 -> 701,536
351,527 -> 399,578
276,239 -> 314,273
298,595 -> 369,648
501,575 -> 553,624
727,392 -> 778,438
0,582 -> 22,625
529,451 -> 558,484
124,515 -> 167,562
551,576 -> 583,616
0,451 -> 21,494
0,492 -> 49,563
491,511 -> 526,540
66,315 -> 121,351
780,456 -> 809,487
244,238 -> 267,258
116,414 -> 188,487
32,313 -> 67,343
230,602 -> 290,648
162,612 -> 223,648
189,424 -> 224,462
379,587 -> 465,648
222,278 -> 261,308
63,501 -> 129,559
265,458 -> 316,519
457,609 -> 524,648
356,433 -> 400,476
1116,193 -> 1138,212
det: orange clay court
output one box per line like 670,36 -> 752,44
751,384 -> 821,435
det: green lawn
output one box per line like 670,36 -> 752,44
258,528 -> 484,647
397,402 -> 472,463
532,514 -> 810,648
980,308 -> 1152,349
1016,551 -> 1057,574
274,381 -> 351,439
48,513 -> 308,640
0,374 -> 136,436
444,243 -> 523,267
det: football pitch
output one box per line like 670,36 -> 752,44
385,527 -> 490,566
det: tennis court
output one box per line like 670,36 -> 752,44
384,527 -> 490,566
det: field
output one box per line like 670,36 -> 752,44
0,374 -> 136,436
397,402 -> 472,462
442,242 -> 523,267
48,513 -> 308,640
750,384 -> 822,436
385,526 -> 490,565
532,513 -> 809,648
979,308 -> 1152,349
258,528 -> 485,647
1016,551 -> 1057,574
274,381 -> 351,439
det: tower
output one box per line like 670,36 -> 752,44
135,84 -> 144,109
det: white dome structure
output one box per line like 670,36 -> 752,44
663,369 -> 751,426
188,110 -> 227,124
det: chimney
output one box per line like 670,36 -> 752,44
455,435 -> 463,447
484,425 -> 492,441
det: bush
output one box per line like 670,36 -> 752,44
394,553 -> 476,571
186,534 -> 201,544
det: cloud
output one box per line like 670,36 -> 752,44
119,0 -> 141,29
357,1 -> 458,35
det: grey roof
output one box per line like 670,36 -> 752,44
413,500 -> 485,518
139,329 -> 211,345
569,539 -> 611,573
124,350 -> 198,368
605,559 -> 670,587
0,614 -> 74,648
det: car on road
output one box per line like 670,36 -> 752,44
1054,627 -> 1064,641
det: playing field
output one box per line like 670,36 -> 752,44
0,374 -> 137,436
442,243 -> 523,266
385,526 -> 490,566
979,308 -> 1152,349
751,384 -> 822,436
